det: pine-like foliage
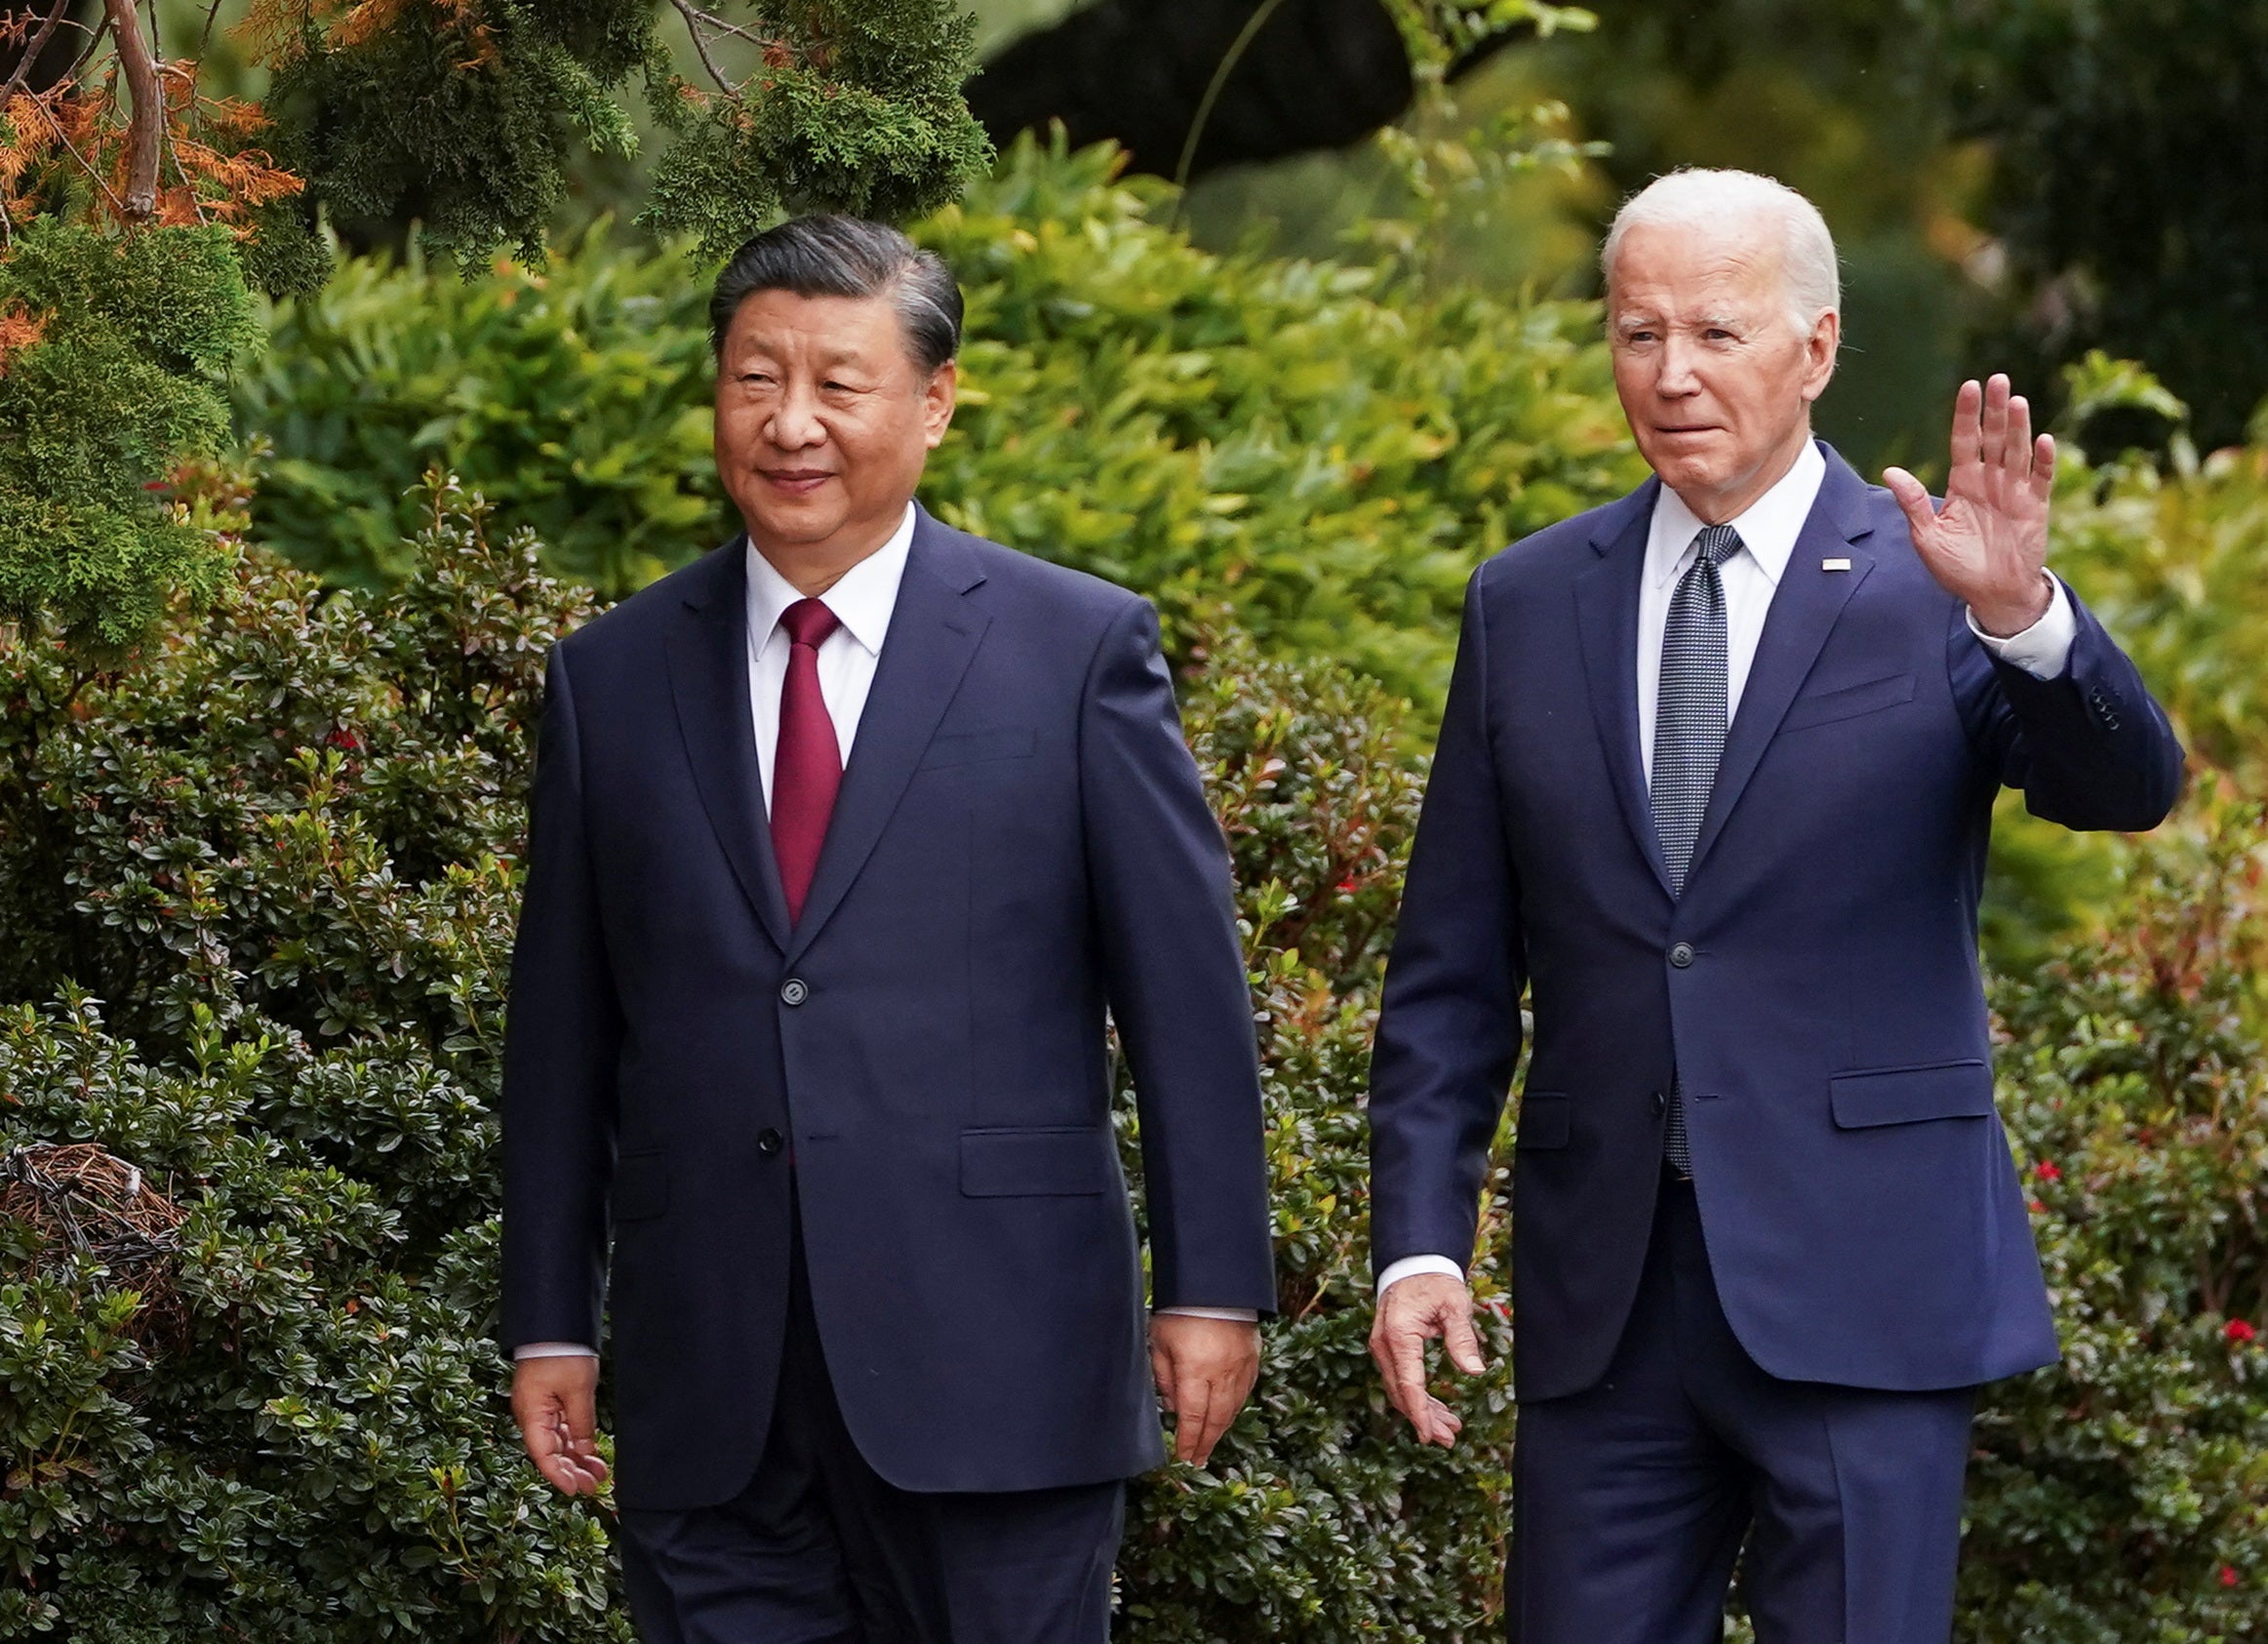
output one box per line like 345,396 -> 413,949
0,221 -> 261,656
257,0 -> 655,270
643,0 -> 993,258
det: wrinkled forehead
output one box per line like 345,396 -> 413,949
719,288 -> 913,369
1607,219 -> 1791,321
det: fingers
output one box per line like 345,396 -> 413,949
1373,1312 -> 1438,1439
1441,1299 -> 1489,1378
512,1360 -> 610,1497
2031,430 -> 2056,505
1978,373 -> 2009,471
1949,377 -> 1983,471
1880,466 -> 1937,545
1172,1376 -> 1216,1465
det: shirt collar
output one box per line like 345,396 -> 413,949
1647,439 -> 1827,589
744,501 -> 917,657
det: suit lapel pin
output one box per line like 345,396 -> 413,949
1821,557 -> 1852,572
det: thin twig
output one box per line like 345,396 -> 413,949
1171,0 -> 1292,222
671,1 -> 776,52
668,0 -> 737,94
102,0 -> 159,218
0,0 -> 76,107
196,0 -> 221,61
20,74 -> 125,214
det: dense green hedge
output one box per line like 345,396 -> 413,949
233,138 -> 1643,712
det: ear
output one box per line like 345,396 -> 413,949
922,360 -> 958,449
1799,309 -> 1841,404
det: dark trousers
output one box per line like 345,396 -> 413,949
617,1214 -> 1126,1644
1507,1178 -> 1976,1644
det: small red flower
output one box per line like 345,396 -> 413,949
1334,876 -> 1359,894
2220,1564 -> 2240,1587
2028,1198 -> 2047,1214
2034,1161 -> 2061,1182
2226,1319 -> 2257,1343
324,727 -> 363,752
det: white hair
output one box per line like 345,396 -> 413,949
1600,168 -> 1841,336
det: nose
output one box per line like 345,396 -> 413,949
766,380 -> 825,450
1655,335 -> 1702,396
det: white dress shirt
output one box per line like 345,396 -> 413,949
1376,444 -> 2079,1300
519,505 -> 1250,1359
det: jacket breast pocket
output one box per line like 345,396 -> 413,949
960,1126 -> 1112,1196
1515,1092 -> 1572,1150
612,1149 -> 669,1223
1780,670 -> 1916,733
921,728 -> 1037,769
1829,1060 -> 1995,1129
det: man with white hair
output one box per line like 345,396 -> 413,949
1365,170 -> 2183,1639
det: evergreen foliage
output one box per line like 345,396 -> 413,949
0,220 -> 261,656
642,0 -> 995,260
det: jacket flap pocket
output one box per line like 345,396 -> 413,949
1830,1061 -> 1994,1129
960,1127 -> 1111,1197
1781,670 -> 1916,733
1516,1092 -> 1572,1151
612,1149 -> 669,1222
922,727 -> 1037,769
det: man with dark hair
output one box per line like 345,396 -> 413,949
500,215 -> 1275,1643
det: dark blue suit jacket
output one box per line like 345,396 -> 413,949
1371,444 -> 2182,1398
500,506 -> 1276,1510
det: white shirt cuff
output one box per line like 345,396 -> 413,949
1968,574 -> 2076,679
1376,1254 -> 1466,1295
1154,1305 -> 1260,1323
513,1342 -> 599,1359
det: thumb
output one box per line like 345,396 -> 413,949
1441,1303 -> 1488,1378
1881,466 -> 1936,542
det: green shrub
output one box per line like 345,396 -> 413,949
1966,788 -> 2268,1641
235,137 -> 1644,713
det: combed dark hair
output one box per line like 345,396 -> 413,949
708,215 -> 963,375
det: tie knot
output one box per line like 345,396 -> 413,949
1691,523 -> 1743,569
779,597 -> 840,651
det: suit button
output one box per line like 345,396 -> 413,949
757,1128 -> 784,1156
1652,1090 -> 1668,1117
779,978 -> 809,1006
1668,942 -> 1695,968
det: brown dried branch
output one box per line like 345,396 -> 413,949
0,0 -> 75,109
0,1142 -> 190,1353
101,0 -> 157,218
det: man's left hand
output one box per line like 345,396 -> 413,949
1884,373 -> 2056,637
1149,1313 -> 1260,1466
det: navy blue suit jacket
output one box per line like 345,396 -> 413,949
1371,444 -> 2183,1398
500,506 -> 1276,1510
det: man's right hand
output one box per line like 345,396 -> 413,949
511,1354 -> 612,1496
1370,1273 -> 1489,1448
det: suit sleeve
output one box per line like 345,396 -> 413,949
499,643 -> 626,1354
1080,599 -> 1276,1314
1369,569 -> 1527,1279
1950,580 -> 2185,831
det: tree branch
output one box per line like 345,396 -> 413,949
668,0 -> 736,94
0,0 -> 77,108
101,0 -> 159,220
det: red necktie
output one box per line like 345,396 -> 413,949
772,597 -> 843,925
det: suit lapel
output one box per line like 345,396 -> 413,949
664,541 -> 794,953
1686,448 -> 1877,880
785,510 -> 989,964
1574,480 -> 1675,899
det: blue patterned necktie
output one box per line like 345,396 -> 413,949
1651,522 -> 1743,1177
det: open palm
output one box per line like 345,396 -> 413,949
1884,374 -> 2056,638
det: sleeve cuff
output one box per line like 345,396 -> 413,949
1376,1254 -> 1466,1295
1969,573 -> 2076,679
513,1342 -> 600,1360
1154,1305 -> 1260,1323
